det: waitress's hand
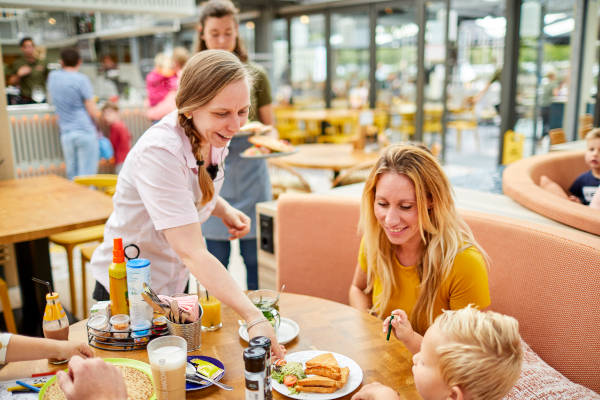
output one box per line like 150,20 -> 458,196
248,320 -> 286,359
222,206 -> 250,240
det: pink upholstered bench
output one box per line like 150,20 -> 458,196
276,193 -> 600,394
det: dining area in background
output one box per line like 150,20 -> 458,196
0,293 -> 421,399
0,175 -> 113,335
274,107 -> 388,145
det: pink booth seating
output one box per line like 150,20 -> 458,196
503,150 -> 600,235
276,193 -> 600,394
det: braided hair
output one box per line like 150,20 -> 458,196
175,50 -> 251,205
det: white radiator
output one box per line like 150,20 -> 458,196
8,105 -> 151,179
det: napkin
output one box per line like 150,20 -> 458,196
158,294 -> 200,323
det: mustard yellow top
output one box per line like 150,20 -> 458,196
359,238 -> 491,328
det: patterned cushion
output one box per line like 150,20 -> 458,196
504,341 -> 600,399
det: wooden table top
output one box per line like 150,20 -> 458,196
0,293 -> 420,399
279,144 -> 380,172
0,175 -> 113,244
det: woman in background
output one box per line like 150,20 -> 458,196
198,0 -> 274,290
349,144 -> 490,354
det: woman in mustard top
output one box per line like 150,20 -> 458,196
348,144 -> 490,353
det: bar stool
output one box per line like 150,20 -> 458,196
79,243 -> 100,318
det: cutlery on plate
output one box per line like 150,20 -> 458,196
186,362 -> 232,391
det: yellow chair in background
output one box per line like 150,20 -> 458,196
549,128 -> 566,145
49,174 -> 117,318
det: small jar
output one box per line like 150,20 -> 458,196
131,320 -> 151,345
151,316 -> 168,335
110,314 -> 130,339
88,315 -> 110,340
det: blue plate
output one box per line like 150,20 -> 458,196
186,355 -> 226,391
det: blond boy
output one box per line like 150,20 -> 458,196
352,306 -> 523,400
540,129 -> 600,205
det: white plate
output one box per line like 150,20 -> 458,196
272,350 -> 363,399
240,148 -> 299,159
239,317 -> 300,345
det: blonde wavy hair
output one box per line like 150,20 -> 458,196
433,306 -> 523,400
359,144 -> 488,333
176,49 -> 251,205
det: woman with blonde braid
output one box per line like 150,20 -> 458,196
89,50 -> 283,357
349,144 -> 490,354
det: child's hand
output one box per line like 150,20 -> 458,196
568,195 -> 582,203
351,382 -> 401,400
57,341 -> 95,361
383,309 -> 414,343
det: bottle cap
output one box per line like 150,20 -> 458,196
243,347 -> 266,373
126,258 -> 150,269
113,238 -> 124,263
45,292 -> 59,300
249,336 -> 271,353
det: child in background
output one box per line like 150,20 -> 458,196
100,102 -> 131,173
145,53 -> 177,107
540,129 -> 600,205
351,306 -> 523,400
569,129 -> 600,205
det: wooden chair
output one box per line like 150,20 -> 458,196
0,245 -> 16,333
332,160 -> 377,188
447,107 -> 479,151
549,128 -> 567,145
266,159 -> 312,199
49,174 -> 117,318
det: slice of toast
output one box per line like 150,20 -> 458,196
335,367 -> 350,389
295,385 -> 338,393
296,375 -> 337,388
304,366 -> 341,380
305,353 -> 340,372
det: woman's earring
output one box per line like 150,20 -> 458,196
185,113 -> 192,119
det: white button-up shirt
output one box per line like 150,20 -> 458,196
90,111 -> 228,295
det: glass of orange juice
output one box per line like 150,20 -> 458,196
199,293 -> 222,331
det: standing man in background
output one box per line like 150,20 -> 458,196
47,48 -> 99,179
6,37 -> 49,104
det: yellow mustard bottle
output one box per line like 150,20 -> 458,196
109,237 -> 129,316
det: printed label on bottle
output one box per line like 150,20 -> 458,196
245,377 -> 265,400
43,300 -> 66,322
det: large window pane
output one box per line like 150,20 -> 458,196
291,14 -> 326,108
272,19 -> 290,105
376,6 -> 418,136
331,10 -> 369,109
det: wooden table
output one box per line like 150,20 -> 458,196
550,139 -> 586,152
0,175 -> 113,335
0,294 -> 420,399
279,144 -> 380,175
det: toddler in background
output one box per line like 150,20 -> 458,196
100,102 -> 131,173
352,306 -> 523,400
145,52 -> 177,107
540,129 -> 600,205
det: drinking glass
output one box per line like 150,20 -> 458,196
147,336 -> 187,400
247,289 -> 281,335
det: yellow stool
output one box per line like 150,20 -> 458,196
49,174 -> 117,317
79,243 -> 100,318
0,278 -> 16,333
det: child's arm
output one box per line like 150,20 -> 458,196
351,382 -> 401,400
383,310 -> 423,354
4,334 -> 94,363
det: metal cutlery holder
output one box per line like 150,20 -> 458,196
86,320 -> 169,351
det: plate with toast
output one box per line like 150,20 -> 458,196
241,135 -> 298,159
238,121 -> 274,136
272,350 -> 363,399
